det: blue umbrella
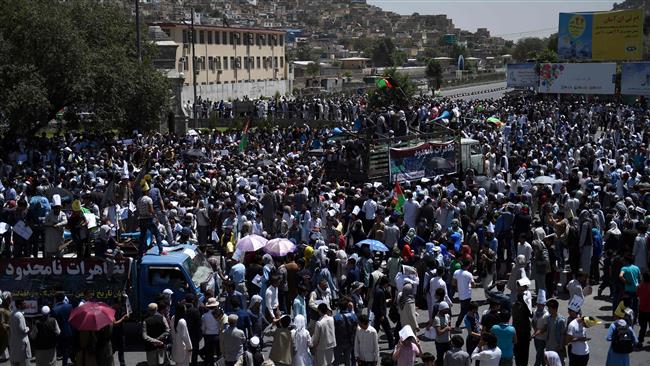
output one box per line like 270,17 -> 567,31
355,239 -> 389,252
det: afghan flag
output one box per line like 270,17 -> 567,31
375,77 -> 394,89
239,118 -> 250,152
392,181 -> 405,213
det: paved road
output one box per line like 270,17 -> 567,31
440,81 -> 511,101
28,277 -> 644,366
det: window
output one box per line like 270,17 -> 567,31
207,31 -> 213,44
279,35 -> 284,46
237,57 -> 242,69
223,56 -> 229,70
230,32 -> 241,45
215,31 -> 220,44
261,34 -> 266,46
216,57 -> 222,70
199,30 -> 205,44
222,31 -> 228,45
280,57 -> 284,68
148,267 -> 187,290
230,57 -> 235,69
262,57 -> 267,69
256,57 -> 261,69
199,56 -> 206,70
274,57 -> 278,68
256,34 -> 261,46
208,56 -> 215,71
182,30 -> 189,44
181,57 -> 189,71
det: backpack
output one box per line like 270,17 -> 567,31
611,324 -> 635,354
334,313 -> 357,346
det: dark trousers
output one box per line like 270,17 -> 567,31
203,334 -> 220,366
30,227 -> 44,258
138,218 -> 163,258
335,345 -> 355,366
373,316 -> 394,349
357,361 -> 376,366
435,341 -> 450,366
190,336 -> 201,366
513,335 -> 530,366
57,335 -> 73,366
533,339 -> 546,366
568,353 -> 589,366
455,299 -> 471,328
639,311 -> 650,343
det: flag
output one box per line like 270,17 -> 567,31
392,181 -> 405,213
375,77 -> 394,89
239,118 -> 250,152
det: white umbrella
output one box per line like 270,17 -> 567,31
236,234 -> 268,252
263,238 -> 297,256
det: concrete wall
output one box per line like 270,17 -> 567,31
181,79 -> 290,102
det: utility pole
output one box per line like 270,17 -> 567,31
191,8 -> 198,127
135,0 -> 141,62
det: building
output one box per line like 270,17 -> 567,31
152,22 -> 291,101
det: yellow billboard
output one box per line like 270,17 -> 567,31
558,9 -> 644,61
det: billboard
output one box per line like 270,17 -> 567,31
389,142 -> 456,182
621,62 -> 650,95
538,63 -> 616,94
0,258 -> 131,313
558,9 -> 644,61
507,63 -> 539,89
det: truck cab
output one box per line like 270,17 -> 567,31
460,138 -> 484,175
133,244 -> 215,315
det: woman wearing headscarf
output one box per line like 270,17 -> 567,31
291,315 -> 313,366
398,283 -> 419,333
605,317 -> 637,366
578,210 -> 594,276
259,254 -> 276,301
248,295 -> 268,338
603,221 -> 622,253
507,255 -> 528,304
171,304 -> 192,366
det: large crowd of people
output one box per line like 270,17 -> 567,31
0,91 -> 648,366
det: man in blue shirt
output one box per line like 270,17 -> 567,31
28,186 -> 51,258
52,292 -> 73,366
620,255 -> 641,320
491,309 -> 516,366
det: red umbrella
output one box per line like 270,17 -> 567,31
69,302 -> 116,332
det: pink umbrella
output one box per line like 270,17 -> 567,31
263,238 -> 296,256
236,234 -> 268,252
69,302 -> 116,332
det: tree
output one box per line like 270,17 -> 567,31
370,37 -> 397,67
425,59 -> 443,90
0,0 -> 169,135
391,50 -> 408,67
537,49 -> 559,63
368,68 -> 416,110
305,62 -> 321,77
289,42 -> 315,61
450,44 -> 469,61
546,34 -> 558,54
512,37 -> 546,62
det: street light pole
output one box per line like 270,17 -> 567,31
135,0 -> 141,62
191,8 -> 198,127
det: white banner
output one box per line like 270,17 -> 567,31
507,63 -> 538,89
538,63 -> 616,94
621,62 -> 650,95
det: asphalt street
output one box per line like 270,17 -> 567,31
440,81 -> 511,101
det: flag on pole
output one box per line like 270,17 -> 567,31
375,77 -> 394,89
239,118 -> 250,152
392,181 -> 405,213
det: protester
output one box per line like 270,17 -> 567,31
9,299 -> 31,366
30,306 -> 60,366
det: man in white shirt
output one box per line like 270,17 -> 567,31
402,192 -> 420,229
362,195 -> 377,231
516,234 -> 533,277
202,299 -> 222,365
265,276 -> 280,322
354,314 -> 379,366
566,316 -> 590,365
453,259 -> 475,329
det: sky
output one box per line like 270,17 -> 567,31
366,0 -> 613,40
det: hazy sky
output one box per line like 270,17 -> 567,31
366,0 -> 613,40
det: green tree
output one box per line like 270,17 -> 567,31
546,34 -> 558,54
450,44 -> 469,61
368,68 -> 416,110
370,37 -> 397,67
391,50 -> 408,67
536,49 -> 559,63
512,37 -> 546,62
425,59 -> 443,90
305,62 -> 321,77
0,0 -> 169,135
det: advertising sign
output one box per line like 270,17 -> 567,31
558,9 -> 643,60
507,63 -> 538,89
621,62 -> 650,95
0,258 -> 131,312
538,63 -> 616,94
390,142 -> 456,182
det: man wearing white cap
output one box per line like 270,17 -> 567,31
532,289 -> 549,366
31,305 -> 60,366
43,194 -> 67,258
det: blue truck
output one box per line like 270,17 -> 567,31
0,244 -> 215,318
